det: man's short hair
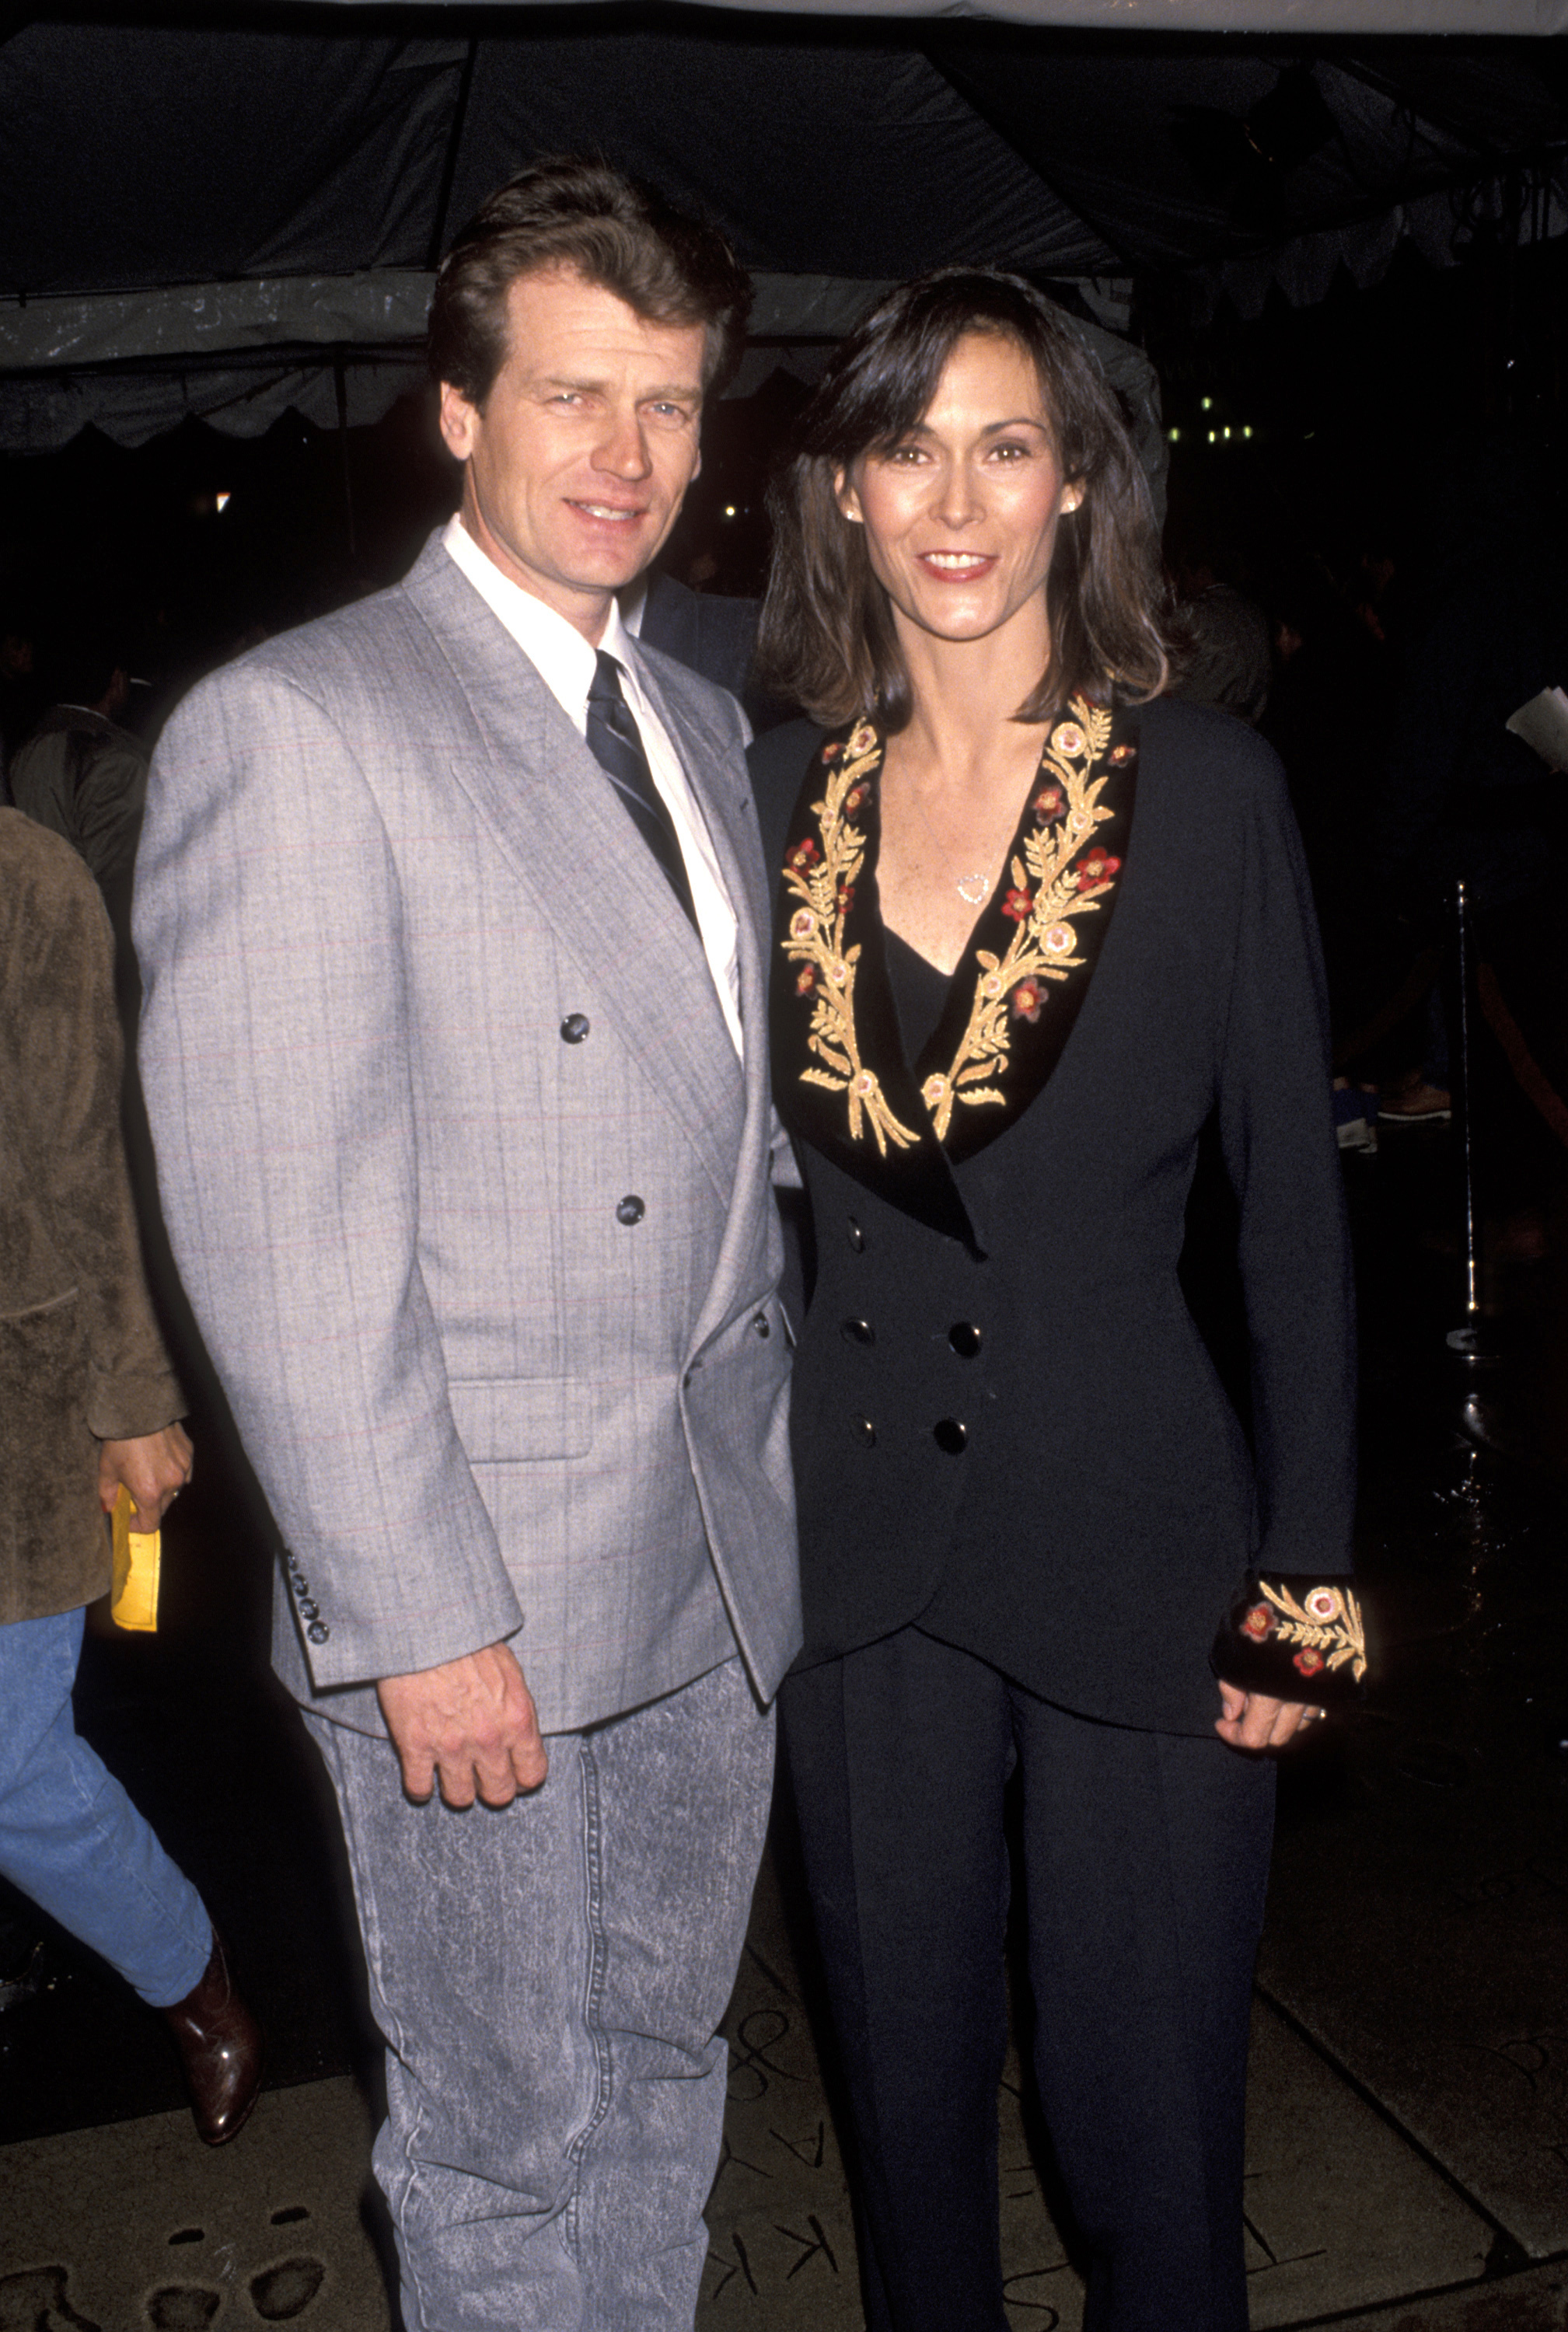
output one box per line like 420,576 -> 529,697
428,156 -> 752,408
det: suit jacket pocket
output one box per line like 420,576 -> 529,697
446,1376 -> 595,1463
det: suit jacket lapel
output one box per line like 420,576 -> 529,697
400,543 -> 745,1204
628,639 -> 785,1351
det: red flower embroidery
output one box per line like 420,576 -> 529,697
822,740 -> 843,763
1292,1648 -> 1326,1677
1109,742 -> 1137,765
1074,848 -> 1121,892
1011,979 -> 1044,1024
795,966 -> 817,996
1001,887 -> 1033,922
787,838 -> 821,871
844,785 -> 868,814
1241,1604 -> 1275,1641
1032,784 -> 1065,822
838,885 -> 856,916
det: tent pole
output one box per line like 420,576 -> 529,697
334,354 -> 357,565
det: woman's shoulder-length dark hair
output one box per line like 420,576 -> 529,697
755,267 -> 1175,731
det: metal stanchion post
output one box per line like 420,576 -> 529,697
1445,877 -> 1496,1366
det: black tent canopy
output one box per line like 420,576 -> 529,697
2,11 -> 1565,452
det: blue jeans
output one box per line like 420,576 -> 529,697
0,1605 -> 211,2006
306,1653 -> 774,2332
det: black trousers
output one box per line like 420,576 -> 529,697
779,1628 -> 1276,2332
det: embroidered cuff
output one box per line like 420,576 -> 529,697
1211,1576 -> 1367,1705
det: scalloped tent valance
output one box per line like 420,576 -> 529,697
2,9 -> 1564,449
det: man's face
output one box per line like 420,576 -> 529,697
438,265 -> 708,641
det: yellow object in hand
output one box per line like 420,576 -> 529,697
110,1482 -> 161,1632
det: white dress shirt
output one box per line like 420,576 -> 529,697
442,515 -> 743,1058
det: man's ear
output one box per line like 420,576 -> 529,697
438,380 -> 478,463
834,466 -> 864,525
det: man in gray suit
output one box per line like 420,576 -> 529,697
135,160 -> 800,2330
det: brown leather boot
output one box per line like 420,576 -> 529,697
162,1930 -> 264,2145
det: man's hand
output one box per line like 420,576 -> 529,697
1215,1681 -> 1321,1752
377,1643 -> 549,1809
97,1423 -> 194,1531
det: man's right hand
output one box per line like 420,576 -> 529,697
377,1643 -> 548,1809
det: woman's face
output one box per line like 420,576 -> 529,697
836,330 -> 1081,654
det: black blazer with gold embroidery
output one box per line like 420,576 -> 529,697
750,696 -> 1357,1737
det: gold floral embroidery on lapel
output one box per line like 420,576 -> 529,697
780,698 -> 1130,1152
920,699 -> 1125,1140
780,720 -> 920,1157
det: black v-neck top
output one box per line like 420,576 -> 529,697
883,927 -> 954,1067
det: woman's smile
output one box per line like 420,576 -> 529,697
916,550 -> 1000,581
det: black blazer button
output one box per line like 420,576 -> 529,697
847,1217 -> 865,1253
753,1312 -> 770,1339
948,1322 -> 983,1358
560,1013 -> 591,1044
851,1416 -> 877,1447
933,1418 -> 968,1455
306,1621 -> 330,1645
299,1600 -> 320,1622
616,1196 -> 645,1226
292,1576 -> 311,1599
840,1318 -> 875,1346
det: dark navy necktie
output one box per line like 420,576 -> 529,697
585,651 -> 699,933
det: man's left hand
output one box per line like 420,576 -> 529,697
98,1423 -> 194,1531
1215,1681 -> 1321,1751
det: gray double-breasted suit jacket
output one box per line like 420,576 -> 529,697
134,532 -> 801,1737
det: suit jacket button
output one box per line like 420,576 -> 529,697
840,1317 -> 875,1346
847,1217 -> 865,1252
753,1312 -> 770,1339
299,1601 -> 320,1622
292,1576 -> 311,1599
933,1418 -> 968,1455
306,1621 -> 330,1644
851,1416 -> 876,1447
948,1322 -> 983,1358
560,1013 -> 591,1044
616,1196 -> 645,1226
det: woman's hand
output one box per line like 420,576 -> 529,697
1215,1681 -> 1322,1752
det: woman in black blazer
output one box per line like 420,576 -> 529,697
748,271 -> 1361,2332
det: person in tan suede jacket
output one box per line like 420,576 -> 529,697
0,805 -> 260,2143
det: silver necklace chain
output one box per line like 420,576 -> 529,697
906,782 -> 1004,907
